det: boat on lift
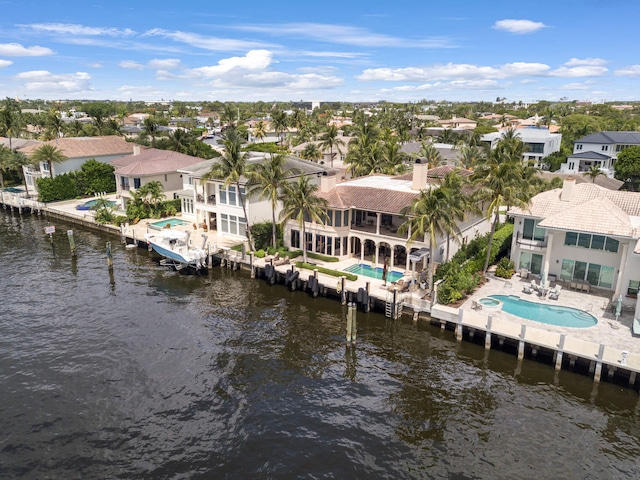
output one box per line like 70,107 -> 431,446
144,229 -> 207,270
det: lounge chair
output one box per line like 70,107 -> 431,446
471,300 -> 482,310
522,283 -> 533,294
548,285 -> 562,300
633,318 -> 640,337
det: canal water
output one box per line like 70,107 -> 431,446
1,211 -> 639,479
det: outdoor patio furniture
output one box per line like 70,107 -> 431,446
471,300 -> 482,311
633,318 -> 640,337
548,285 -> 562,300
522,283 -> 533,294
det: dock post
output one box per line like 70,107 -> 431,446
455,308 -> 463,342
106,241 -> 113,269
554,334 -> 566,370
392,289 -> 399,320
312,269 -> 319,297
350,302 -> 357,345
518,324 -> 527,360
629,371 -> 636,387
593,344 -> 605,383
346,302 -> 353,344
67,230 -> 76,257
365,281 -> 370,312
250,252 -> 255,278
485,315 -> 492,350
340,276 -> 347,305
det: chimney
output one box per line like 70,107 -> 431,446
133,145 -> 141,156
320,171 -> 336,193
560,176 -> 576,201
412,158 -> 429,190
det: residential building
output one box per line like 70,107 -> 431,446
18,136 -> 134,193
437,116 -> 477,130
481,128 -> 562,168
111,146 -> 205,210
177,154 -> 331,241
509,177 -> 640,316
561,131 -> 640,177
285,162 -> 489,272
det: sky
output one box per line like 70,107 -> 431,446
1,0 -> 639,103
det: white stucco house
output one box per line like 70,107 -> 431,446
482,128 -> 562,168
18,136 -> 134,194
508,177 -> 640,317
560,131 -> 640,177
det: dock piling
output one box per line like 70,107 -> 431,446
67,229 -> 76,257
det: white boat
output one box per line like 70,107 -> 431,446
145,229 -> 207,270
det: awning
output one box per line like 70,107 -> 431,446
409,247 -> 430,262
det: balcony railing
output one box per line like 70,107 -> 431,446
516,231 -> 547,248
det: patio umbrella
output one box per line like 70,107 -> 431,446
615,295 -> 623,321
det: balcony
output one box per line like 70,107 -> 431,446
516,231 -> 547,249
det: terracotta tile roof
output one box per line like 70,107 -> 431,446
18,136 -> 133,158
318,185 -> 418,214
111,148 -> 205,176
510,183 -> 640,237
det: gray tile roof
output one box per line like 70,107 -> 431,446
576,131 -> 640,145
567,151 -> 611,160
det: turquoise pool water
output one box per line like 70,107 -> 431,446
2,187 -> 24,193
150,218 -> 190,229
489,295 -> 597,328
344,263 -> 404,283
76,199 -> 117,210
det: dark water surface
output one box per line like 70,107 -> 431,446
1,211 -> 639,479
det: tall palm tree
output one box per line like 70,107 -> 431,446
247,153 -> 294,248
457,145 -> 484,169
398,186 -> 462,297
279,175 -> 328,264
270,110 -> 288,146
344,122 -> 381,177
143,116 -> 159,148
301,143 -> 322,162
46,109 -> 64,141
202,128 -> 254,250
221,104 -> 238,128
318,124 -> 345,167
166,129 -> 192,154
137,180 -> 166,211
30,144 -> 68,178
471,147 -> 530,273
0,101 -> 22,150
418,143 -> 442,167
585,164 -> 605,183
253,120 -> 267,143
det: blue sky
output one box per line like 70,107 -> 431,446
1,0 -> 639,103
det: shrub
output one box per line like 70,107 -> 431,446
495,257 -> 515,279
254,249 -> 266,258
294,262 -> 358,281
251,221 -> 283,250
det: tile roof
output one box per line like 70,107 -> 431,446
318,184 -> 419,214
111,148 -> 204,176
576,131 -> 640,145
18,135 -> 133,158
537,171 -> 624,190
510,182 -> 640,237
567,151 -> 611,160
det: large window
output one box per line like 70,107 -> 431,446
291,229 -> 300,249
564,231 -> 619,253
524,143 -> 544,154
133,177 -> 141,189
560,259 -> 615,288
219,214 -> 246,237
522,219 -> 545,241
519,252 -> 543,274
628,280 -> 639,296
219,185 -> 246,207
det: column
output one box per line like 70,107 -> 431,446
613,242 -> 629,298
376,212 -> 381,235
542,232 -> 554,285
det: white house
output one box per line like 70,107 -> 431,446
19,136 -> 134,193
509,177 -> 640,317
482,128 -> 562,168
561,131 -> 640,177
110,146 -> 205,210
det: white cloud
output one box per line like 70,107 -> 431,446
22,23 -> 136,37
89,62 -> 103,68
563,57 -> 608,66
550,65 -> 608,77
501,62 -> 550,76
188,50 -> 274,77
0,43 -> 54,56
561,82 -> 590,90
144,29 -> 272,52
615,65 -> 640,76
493,19 -> 547,34
148,58 -> 181,70
0,60 -> 13,68
15,70 -> 92,92
119,60 -> 145,70
232,23 -> 456,48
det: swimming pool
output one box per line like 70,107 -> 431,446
149,218 -> 190,230
343,263 -> 404,283
489,295 -> 597,328
76,199 -> 117,210
2,187 -> 25,193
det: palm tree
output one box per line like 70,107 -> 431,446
344,122 -> 381,177
30,144 -> 68,178
166,129 -> 192,154
318,124 -> 345,167
471,147 -> 530,273
0,101 -> 22,150
253,120 -> 267,143
270,110 -> 288,146
221,104 -> 237,128
398,186 -> 463,297
0,145 -> 11,195
301,143 -> 322,162
585,164 -> 605,183
457,145 -> 484,169
247,153 -> 294,248
279,175 -> 328,264
11,151 -> 32,197
202,128 -> 254,250
46,109 -> 64,141
418,143 -> 442,167
143,116 -> 159,148
137,180 -> 165,211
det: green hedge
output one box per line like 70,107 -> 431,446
295,262 -> 358,281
